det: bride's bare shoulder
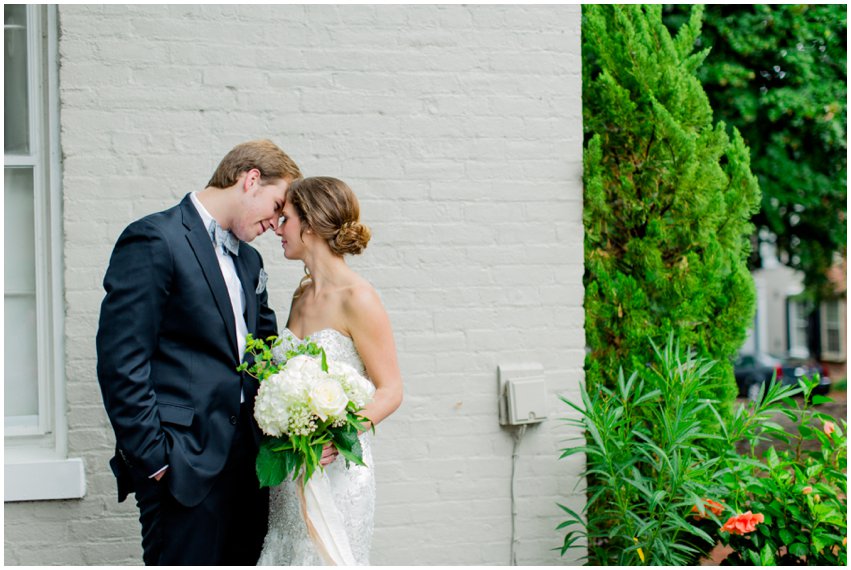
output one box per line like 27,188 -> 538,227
341,275 -> 385,317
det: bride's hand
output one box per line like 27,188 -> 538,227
319,442 -> 338,466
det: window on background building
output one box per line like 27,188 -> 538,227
787,298 -> 811,359
4,4 -> 84,501
820,298 -> 846,361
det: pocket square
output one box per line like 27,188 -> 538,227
256,268 -> 268,295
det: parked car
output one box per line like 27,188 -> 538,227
734,352 -> 831,401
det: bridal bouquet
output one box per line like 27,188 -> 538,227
238,334 -> 374,487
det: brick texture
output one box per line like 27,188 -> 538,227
5,4 -> 585,565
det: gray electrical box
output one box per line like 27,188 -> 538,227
498,363 -> 548,426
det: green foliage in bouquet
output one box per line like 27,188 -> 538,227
238,334 -> 372,488
557,336 -> 847,565
581,4 -> 760,418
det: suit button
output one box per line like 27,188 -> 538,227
230,415 -> 238,425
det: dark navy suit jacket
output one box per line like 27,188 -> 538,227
96,194 -> 277,507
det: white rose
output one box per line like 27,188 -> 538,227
284,354 -> 322,377
308,379 -> 349,421
326,362 -> 375,408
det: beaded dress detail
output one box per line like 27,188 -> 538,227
257,329 -> 375,566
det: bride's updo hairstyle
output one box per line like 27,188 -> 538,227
287,176 -> 371,256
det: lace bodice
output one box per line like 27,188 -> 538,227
274,328 -> 368,377
258,328 -> 375,566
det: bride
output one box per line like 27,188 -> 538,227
257,176 -> 403,566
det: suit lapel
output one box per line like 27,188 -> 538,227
180,196 -> 239,360
233,255 -> 257,336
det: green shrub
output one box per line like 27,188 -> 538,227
582,4 -> 760,418
558,339 -> 848,565
559,337 -> 727,564
715,378 -> 847,565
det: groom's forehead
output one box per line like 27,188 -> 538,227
259,178 -> 290,198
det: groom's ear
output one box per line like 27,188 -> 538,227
242,168 -> 262,193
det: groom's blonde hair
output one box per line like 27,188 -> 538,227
207,139 -> 301,189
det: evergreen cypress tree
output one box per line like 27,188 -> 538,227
582,5 -> 760,412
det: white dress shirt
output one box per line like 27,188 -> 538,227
150,193 -> 250,479
190,192 -> 249,377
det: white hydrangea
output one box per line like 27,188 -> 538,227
327,361 -> 375,409
254,353 -> 375,438
254,355 -> 322,437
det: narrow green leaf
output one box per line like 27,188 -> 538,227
811,395 -> 833,405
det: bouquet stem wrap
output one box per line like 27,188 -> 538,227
298,470 -> 356,566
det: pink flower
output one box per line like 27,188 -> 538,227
720,511 -> 764,536
802,485 -> 813,495
824,421 -> 836,437
691,498 -> 724,520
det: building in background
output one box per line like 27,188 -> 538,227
4,4 -> 585,565
743,242 -> 847,380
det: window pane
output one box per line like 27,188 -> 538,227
827,329 -> 840,353
788,300 -> 810,357
4,4 -> 30,155
825,300 -> 839,326
4,167 -> 36,293
4,165 -> 38,418
4,295 -> 39,417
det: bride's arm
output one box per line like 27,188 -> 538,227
346,286 -> 403,430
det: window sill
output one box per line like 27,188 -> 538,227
821,352 -> 846,363
4,457 -> 86,502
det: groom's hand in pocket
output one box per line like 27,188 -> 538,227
320,444 -> 338,467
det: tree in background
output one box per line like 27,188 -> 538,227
664,4 -> 847,298
582,5 -> 760,413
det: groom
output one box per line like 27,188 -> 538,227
96,140 -> 300,565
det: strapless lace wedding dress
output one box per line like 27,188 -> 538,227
257,328 -> 375,566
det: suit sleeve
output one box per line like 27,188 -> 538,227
96,218 -> 173,477
255,253 -> 278,340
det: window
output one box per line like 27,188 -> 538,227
4,4 -> 84,501
820,298 -> 846,361
787,298 -> 811,359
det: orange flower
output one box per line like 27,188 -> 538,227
802,485 -> 813,495
720,511 -> 764,535
691,498 -> 724,520
824,421 -> 836,437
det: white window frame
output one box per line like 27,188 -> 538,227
820,298 -> 846,362
4,4 -> 85,502
786,297 -> 811,359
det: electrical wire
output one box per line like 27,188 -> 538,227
509,424 -> 527,565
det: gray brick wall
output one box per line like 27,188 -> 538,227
4,4 -> 585,565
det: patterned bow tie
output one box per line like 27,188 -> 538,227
208,220 -> 240,256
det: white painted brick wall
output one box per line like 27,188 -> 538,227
4,4 -> 585,565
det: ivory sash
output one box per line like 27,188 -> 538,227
297,470 -> 356,566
